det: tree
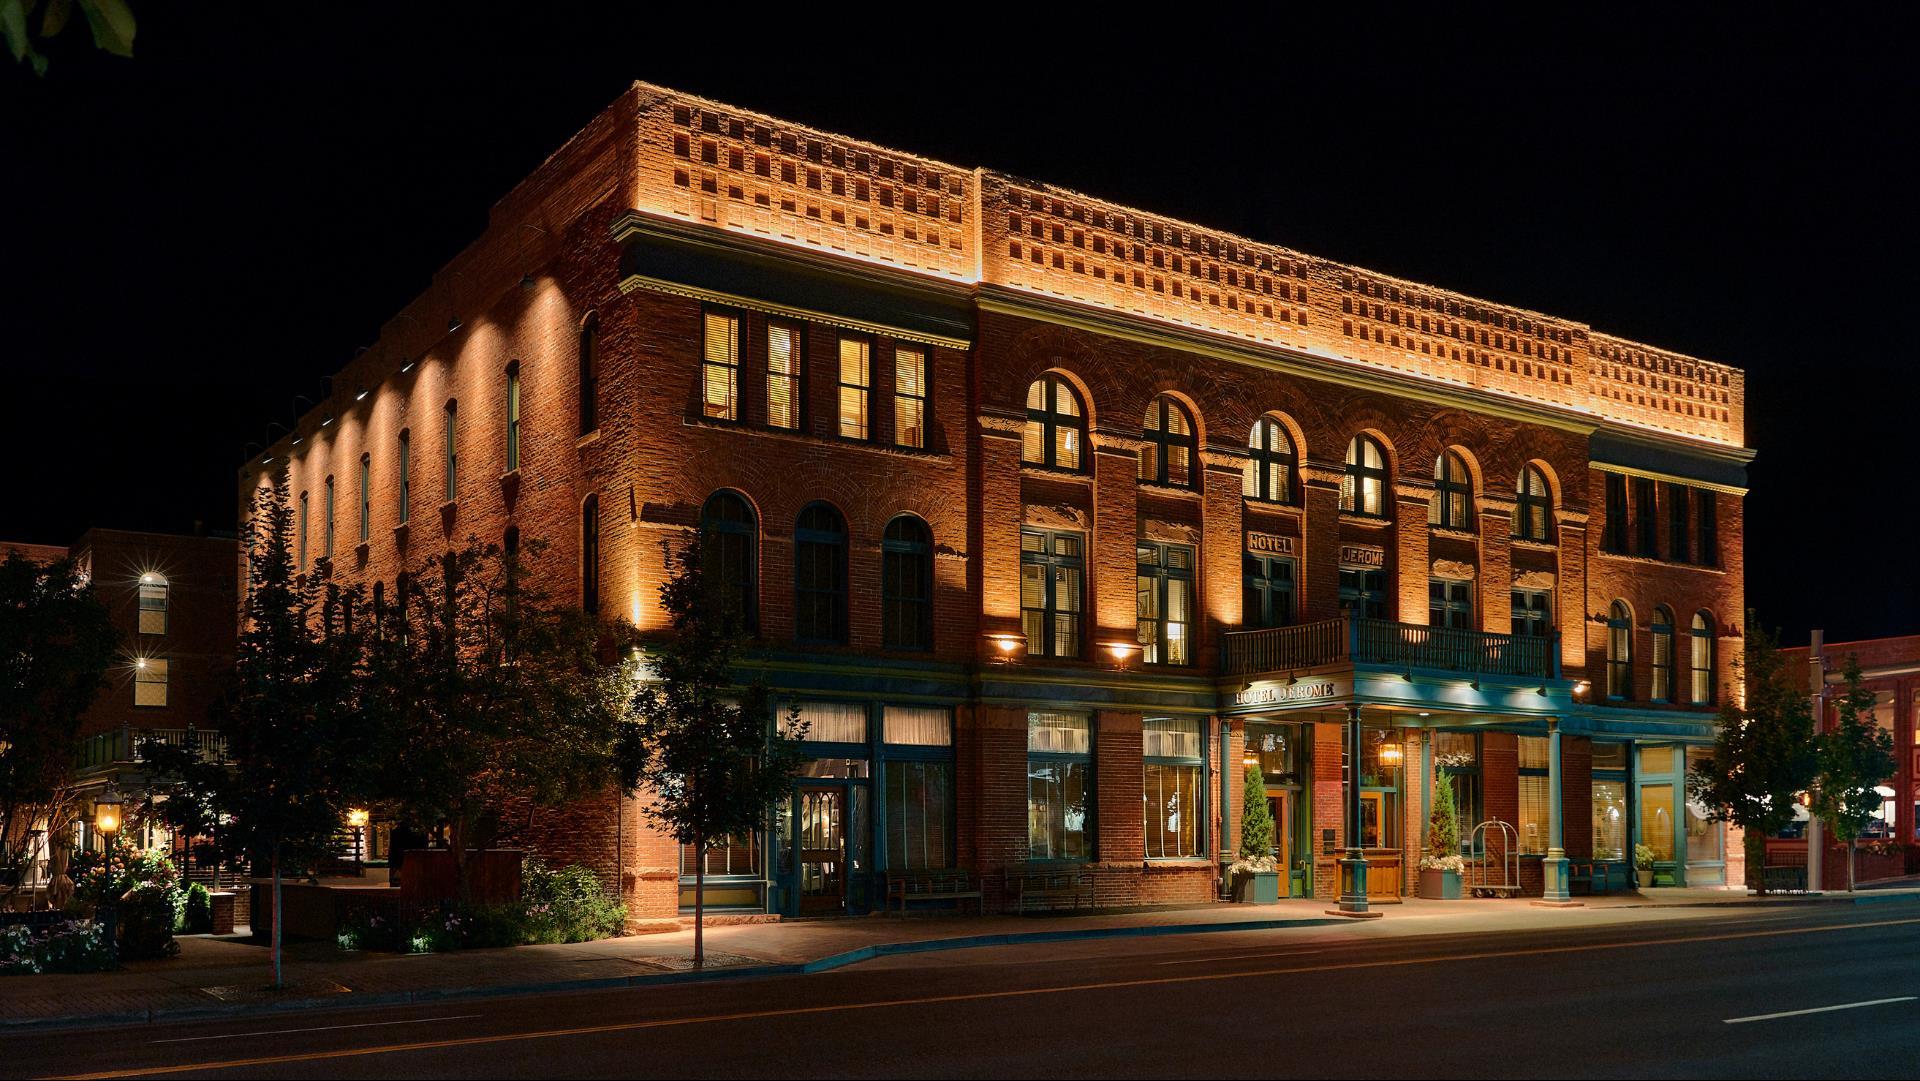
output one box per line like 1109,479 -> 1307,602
621,537 -> 805,968
353,537 -> 630,903
1687,616 -> 1817,896
2,0 -> 135,75
0,551 -> 116,909
1427,768 -> 1460,862
144,474 -> 354,988
1239,761 -> 1273,863
1811,657 -> 1898,892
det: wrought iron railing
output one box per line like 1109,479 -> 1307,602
1222,616 -> 1559,680
76,727 -> 231,771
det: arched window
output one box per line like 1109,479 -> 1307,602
579,497 -> 599,614
700,491 -> 757,632
137,573 -> 169,635
1138,396 -> 1196,487
1650,606 -> 1675,702
1341,435 -> 1389,516
1243,416 -> 1297,503
1515,465 -> 1553,542
1023,375 -> 1085,471
794,503 -> 848,644
1689,611 -> 1716,705
1606,601 -> 1633,700
881,516 -> 933,650
1428,451 -> 1473,530
578,312 -> 599,436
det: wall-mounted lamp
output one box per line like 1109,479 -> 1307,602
1101,640 -> 1142,665
320,414 -> 334,428
354,387 -> 370,402
1378,743 -> 1404,767
984,632 -> 1027,657
400,359 -> 416,374
447,315 -> 462,334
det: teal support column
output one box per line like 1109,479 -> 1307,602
1331,704 -> 1377,917
1539,718 -> 1575,905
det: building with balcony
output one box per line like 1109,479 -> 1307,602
245,83 -> 1749,920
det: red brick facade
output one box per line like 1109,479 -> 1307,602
247,84 -> 1749,919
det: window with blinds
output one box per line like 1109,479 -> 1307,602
837,337 -> 870,439
135,658 -> 168,708
137,578 -> 168,635
1028,711 -> 1091,754
894,346 -> 926,448
702,311 -> 739,421
766,321 -> 800,430
796,701 -> 867,744
883,706 -> 951,746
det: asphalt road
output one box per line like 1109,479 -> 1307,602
9,906 -> 1919,1079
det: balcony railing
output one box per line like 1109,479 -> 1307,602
1222,616 -> 1560,681
77,727 -> 231,771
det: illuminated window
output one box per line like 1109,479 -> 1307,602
1022,376 -> 1085,471
1517,736 -> 1548,855
443,400 -> 458,502
1515,465 -> 1553,542
134,657 -> 168,708
1428,451 -> 1472,529
1650,606 -> 1675,702
1028,711 -> 1092,860
766,320 -> 801,431
505,362 -> 522,472
1143,718 -> 1204,859
137,576 -> 168,635
1136,542 -> 1194,665
1243,416 -> 1296,503
702,310 -> 740,421
837,337 -> 870,440
580,495 -> 600,614
700,491 -> 757,632
1138,396 -> 1196,488
794,502 -> 848,643
578,312 -> 599,435
881,515 -> 932,650
1340,435 -> 1389,516
893,346 -> 927,449
1689,611 -> 1715,705
358,453 -> 371,544
1606,601 -> 1632,700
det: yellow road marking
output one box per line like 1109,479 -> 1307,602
48,915 -> 1920,1080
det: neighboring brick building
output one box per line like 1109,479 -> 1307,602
1778,633 -> 1920,886
247,83 -> 1749,921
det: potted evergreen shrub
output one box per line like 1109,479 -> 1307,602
1230,762 -> 1281,903
1634,843 -> 1657,888
1418,773 -> 1465,899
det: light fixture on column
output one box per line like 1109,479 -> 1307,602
447,314 -> 462,334
1378,743 -> 1403,767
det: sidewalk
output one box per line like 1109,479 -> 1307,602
4,886 -> 1916,1030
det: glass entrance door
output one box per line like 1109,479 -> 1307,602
797,785 -> 848,915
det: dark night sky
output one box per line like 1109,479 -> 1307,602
3,8 -> 1914,644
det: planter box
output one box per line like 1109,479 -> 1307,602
1232,871 -> 1281,904
1636,868 -> 1654,888
1418,868 -> 1462,900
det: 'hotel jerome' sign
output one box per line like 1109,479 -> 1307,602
1339,544 -> 1386,568
1246,532 -> 1295,556
1233,680 -> 1339,707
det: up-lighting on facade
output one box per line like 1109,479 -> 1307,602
247,83 -> 1750,921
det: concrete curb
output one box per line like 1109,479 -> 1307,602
1613,891 -> 1920,910
0,916 -> 1343,1033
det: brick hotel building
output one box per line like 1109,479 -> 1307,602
246,83 -> 1751,920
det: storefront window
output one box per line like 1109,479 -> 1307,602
1434,731 -> 1480,853
885,761 -> 951,871
1517,736 -> 1549,855
1593,781 -> 1627,859
1143,718 -> 1205,859
1247,723 -> 1300,784
1357,728 -> 1401,849
1641,784 -> 1676,862
1028,712 -> 1092,860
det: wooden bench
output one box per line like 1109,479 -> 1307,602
886,870 -> 985,916
1011,869 -> 1093,912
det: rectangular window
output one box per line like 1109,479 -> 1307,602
882,705 -> 951,747
443,402 -> 458,501
137,581 -> 168,635
1339,566 -> 1389,619
398,433 -> 411,525
1602,473 -> 1629,553
1633,477 -> 1659,558
1428,577 -> 1472,630
1243,554 -> 1296,629
1652,617 -> 1675,702
702,311 -> 740,420
1641,783 -> 1676,862
323,476 -> 335,558
506,367 -> 522,471
1684,746 -> 1721,866
766,321 -> 800,430
1592,780 -> 1627,860
1020,529 -> 1083,659
885,760 -> 951,871
134,657 -> 168,708
1517,735 -> 1549,856
1696,490 -> 1718,566
1136,542 -> 1194,665
1028,711 -> 1092,861
795,701 -> 868,744
1510,588 -> 1551,638
893,346 -> 926,449
837,337 -> 870,439
298,491 -> 309,568
358,455 -> 371,544
1143,719 -> 1204,860
1666,482 -> 1689,564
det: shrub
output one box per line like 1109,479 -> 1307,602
521,860 -> 625,944
181,883 -> 213,935
117,882 -> 183,960
1239,763 -> 1274,864
359,862 -> 626,954
335,904 -> 399,952
1,920 -> 116,975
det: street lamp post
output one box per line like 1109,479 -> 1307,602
93,784 -> 124,964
